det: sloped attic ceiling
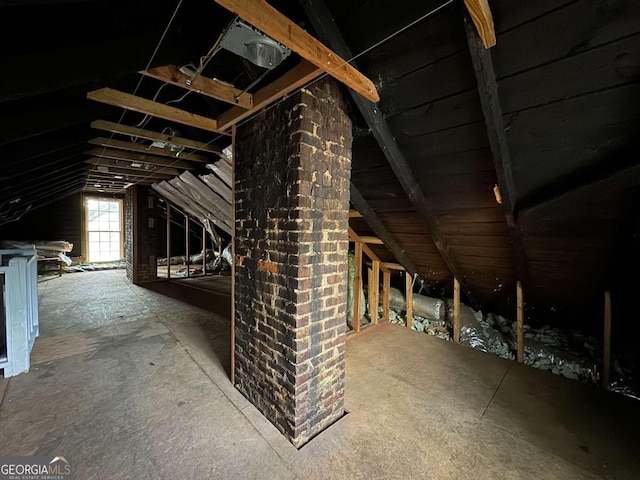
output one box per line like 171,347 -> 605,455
1,0 -> 639,334
317,0 -> 640,330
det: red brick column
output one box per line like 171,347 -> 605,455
234,78 -> 352,447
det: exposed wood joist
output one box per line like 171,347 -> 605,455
91,120 -> 222,156
86,148 -> 196,170
350,185 -> 418,276
141,65 -> 253,109
463,0 -> 496,48
303,0 -> 465,286
349,210 -> 362,218
85,158 -> 181,177
86,167 -> 172,180
348,227 -> 391,275
87,88 -> 221,133
83,187 -> 128,194
87,170 -> 173,182
214,0 -> 379,102
88,137 -> 210,163
217,60 -> 322,131
464,17 -> 529,287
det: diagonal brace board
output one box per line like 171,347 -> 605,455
214,0 -> 379,102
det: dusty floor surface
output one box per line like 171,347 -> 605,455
1,270 -> 639,479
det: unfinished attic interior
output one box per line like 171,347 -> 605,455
1,0 -> 640,476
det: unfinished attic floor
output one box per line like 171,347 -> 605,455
1,271 -> 639,479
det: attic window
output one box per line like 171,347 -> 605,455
86,198 -> 123,262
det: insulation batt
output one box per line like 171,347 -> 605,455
383,287 -> 444,320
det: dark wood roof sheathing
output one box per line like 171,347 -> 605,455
0,0 -> 639,331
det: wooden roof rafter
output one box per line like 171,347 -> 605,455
463,0 -> 496,48
464,16 -> 529,287
303,0 -> 469,291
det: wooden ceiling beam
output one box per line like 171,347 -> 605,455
91,120 -> 222,156
464,17 -> 529,286
304,0 -> 467,288
350,185 -> 419,277
87,166 -> 173,178
214,0 -> 379,102
86,148 -> 195,170
86,168 -> 171,180
140,65 -> 253,109
217,60 -> 322,131
87,88 -> 221,133
85,158 -> 180,177
463,0 -> 496,48
88,137 -> 210,163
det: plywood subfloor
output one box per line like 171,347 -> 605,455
1,270 -> 638,479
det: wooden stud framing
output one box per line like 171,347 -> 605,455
371,260 -> 380,324
166,204 -> 171,279
517,280 -> 524,363
453,278 -> 461,344
185,215 -> 190,278
214,0 -> 379,102
405,272 -> 413,329
88,137 -> 210,163
348,227 -> 390,274
603,291 -> 612,388
141,65 -> 253,109
217,60 -> 322,131
463,0 -> 496,48
202,225 -> 207,276
87,88 -> 221,133
91,120 -> 222,155
353,241 -> 363,333
382,270 -> 391,322
230,124 -> 236,384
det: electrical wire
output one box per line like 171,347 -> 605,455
100,0 -> 454,192
87,0 -> 185,189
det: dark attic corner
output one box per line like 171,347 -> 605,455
1,0 -> 640,477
